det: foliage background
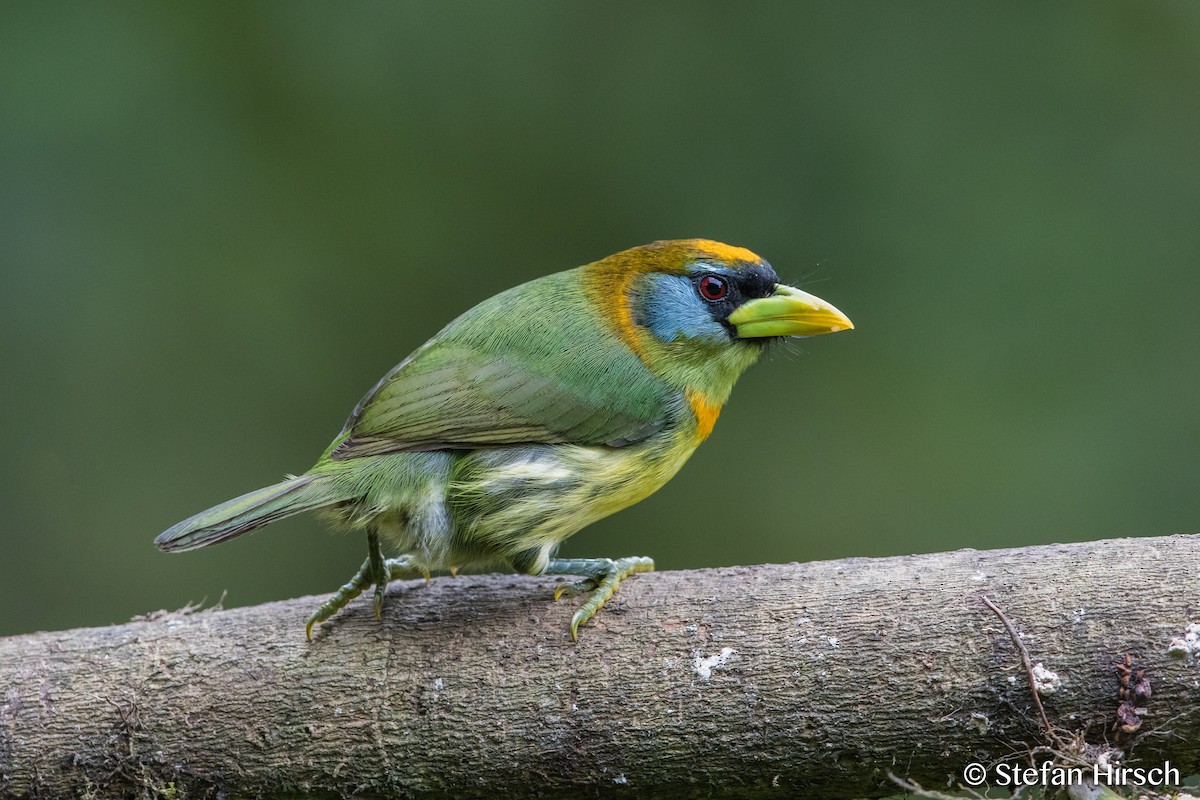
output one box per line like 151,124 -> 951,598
2,3 -> 1198,637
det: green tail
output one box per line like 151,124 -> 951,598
154,474 -> 340,552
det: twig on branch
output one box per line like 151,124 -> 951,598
981,594 -> 1064,750
3,534 -> 1200,799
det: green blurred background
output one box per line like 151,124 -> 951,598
2,3 -> 1198,638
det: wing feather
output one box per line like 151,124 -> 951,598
328,271 -> 679,460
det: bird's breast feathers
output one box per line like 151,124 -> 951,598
446,419 -> 705,566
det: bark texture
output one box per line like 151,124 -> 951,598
3,534 -> 1200,799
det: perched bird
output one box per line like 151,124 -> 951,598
155,240 -> 853,640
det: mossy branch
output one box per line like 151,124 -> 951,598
3,534 -> 1200,798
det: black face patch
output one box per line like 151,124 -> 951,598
690,261 -> 779,336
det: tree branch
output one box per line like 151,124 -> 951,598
3,534 -> 1200,799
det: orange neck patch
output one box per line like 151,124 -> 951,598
607,269 -> 648,362
686,389 -> 722,442
580,256 -> 650,362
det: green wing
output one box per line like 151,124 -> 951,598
328,270 -> 679,460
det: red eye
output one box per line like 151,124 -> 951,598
698,275 -> 728,301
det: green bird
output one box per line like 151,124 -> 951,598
155,240 -> 853,640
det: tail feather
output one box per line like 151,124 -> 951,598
154,474 -> 340,552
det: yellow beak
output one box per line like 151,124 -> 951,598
727,284 -> 854,338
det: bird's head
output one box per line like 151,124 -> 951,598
583,239 -> 854,407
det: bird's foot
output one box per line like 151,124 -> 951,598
305,530 -> 426,639
546,556 -> 654,641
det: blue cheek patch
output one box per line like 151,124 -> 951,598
634,275 -> 727,343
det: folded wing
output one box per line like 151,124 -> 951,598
328,272 -> 679,460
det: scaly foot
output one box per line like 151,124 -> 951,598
546,556 -> 654,641
305,529 -> 425,639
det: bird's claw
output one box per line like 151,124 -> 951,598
305,530 -> 425,639
546,556 -> 654,641
372,583 -> 386,619
306,555 -> 375,640
553,579 -> 595,601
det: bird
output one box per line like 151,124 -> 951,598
154,239 -> 853,640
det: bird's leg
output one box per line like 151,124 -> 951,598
365,527 -> 389,618
304,529 -> 425,640
546,556 -> 654,641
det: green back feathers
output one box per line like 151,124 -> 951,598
328,268 -> 681,460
